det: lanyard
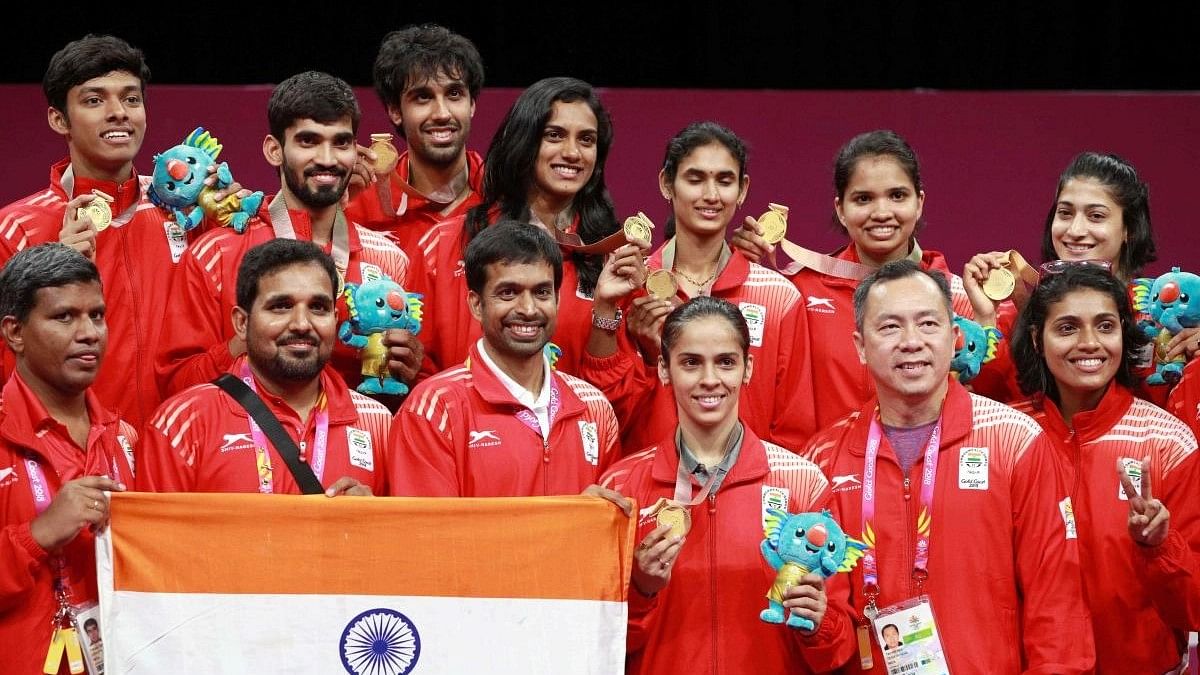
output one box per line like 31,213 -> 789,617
267,193 -> 350,281
60,164 -> 142,227
240,364 -> 329,494
861,415 -> 942,614
513,378 -> 560,439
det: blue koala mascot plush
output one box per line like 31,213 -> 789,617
760,509 -> 866,631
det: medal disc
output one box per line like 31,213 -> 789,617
655,503 -> 691,538
758,208 -> 788,245
645,269 -> 678,300
79,196 -> 113,232
369,133 -> 399,174
983,266 -> 1015,301
623,212 -> 654,243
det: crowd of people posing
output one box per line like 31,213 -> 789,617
1,26 -> 1197,675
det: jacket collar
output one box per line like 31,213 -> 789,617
394,150 -> 484,207
255,194 -> 363,254
1024,384 -> 1133,444
218,357 -> 362,425
0,370 -> 116,457
50,158 -> 142,214
842,376 -> 974,457
465,342 -> 586,418
649,423 -> 770,488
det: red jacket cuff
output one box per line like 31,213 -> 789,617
15,521 -> 51,563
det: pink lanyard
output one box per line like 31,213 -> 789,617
861,415 -> 942,611
514,378 -> 561,438
240,365 -> 329,494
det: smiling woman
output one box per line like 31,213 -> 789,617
1009,265 -> 1200,673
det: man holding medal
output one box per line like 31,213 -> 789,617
389,221 -> 628,504
799,260 -> 1094,673
138,239 -> 390,495
346,24 -> 486,253
0,35 -> 226,430
155,71 -> 422,400
0,244 -> 134,674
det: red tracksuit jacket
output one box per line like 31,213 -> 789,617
800,378 -> 1095,674
0,159 -> 210,429
1018,385 -> 1200,673
578,243 -> 816,454
408,214 -> 626,381
600,427 -> 855,675
389,341 -> 620,496
789,244 -> 974,429
137,359 -> 391,494
345,149 -> 484,254
154,198 -> 410,396
0,373 -> 136,675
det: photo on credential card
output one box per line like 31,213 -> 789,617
73,601 -> 105,675
872,599 -> 949,675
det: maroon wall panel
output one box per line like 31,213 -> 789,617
3,85 -> 1197,276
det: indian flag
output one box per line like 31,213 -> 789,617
97,493 -> 635,674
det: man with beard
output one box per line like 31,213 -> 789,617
389,222 -> 625,498
347,24 -> 485,253
138,239 -> 390,495
155,71 -> 422,398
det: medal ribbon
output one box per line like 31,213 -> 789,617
61,164 -> 143,227
240,364 -> 329,494
861,414 -> 942,599
671,456 -> 722,506
267,193 -> 350,280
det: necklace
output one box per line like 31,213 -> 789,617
674,266 -> 719,288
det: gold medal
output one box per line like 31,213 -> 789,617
652,500 -> 691,538
645,269 -> 678,300
623,211 -> 655,243
983,266 -> 1016,301
758,203 -> 789,245
78,189 -> 114,231
369,133 -> 399,175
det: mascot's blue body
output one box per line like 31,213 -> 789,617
760,509 -> 866,631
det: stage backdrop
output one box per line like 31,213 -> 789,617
2,85 -> 1197,275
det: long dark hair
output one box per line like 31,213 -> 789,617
464,77 -> 616,295
660,121 -> 748,239
1011,266 -> 1148,401
1040,152 -> 1156,279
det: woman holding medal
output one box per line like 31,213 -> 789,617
600,297 -> 848,675
408,76 -> 633,380
1010,265 -> 1200,674
581,122 -> 815,454
963,152 -> 1180,403
731,130 -> 974,429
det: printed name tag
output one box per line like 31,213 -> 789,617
873,596 -> 950,675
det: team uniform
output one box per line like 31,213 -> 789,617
0,159 -> 209,429
389,341 -> 620,496
1016,385 -> 1200,673
800,378 -> 1094,674
408,213 -> 625,380
600,427 -> 852,675
789,243 -> 973,429
154,198 -> 409,396
0,372 -> 136,675
579,242 -> 816,453
137,358 -> 391,494
345,150 -> 484,253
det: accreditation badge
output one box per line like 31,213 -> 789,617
872,596 -> 950,675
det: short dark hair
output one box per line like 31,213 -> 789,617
464,220 -> 563,295
84,618 -> 98,631
235,239 -> 339,311
465,77 -> 616,296
832,130 -> 925,234
1041,152 -> 1156,278
267,71 -> 360,142
373,24 -> 484,108
0,244 -> 101,322
660,296 -> 750,362
43,34 -> 150,113
1011,266 -> 1148,400
852,259 -> 952,331
660,121 -> 748,239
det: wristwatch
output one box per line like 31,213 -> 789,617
592,308 -> 623,332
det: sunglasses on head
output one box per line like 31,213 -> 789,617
1037,259 -> 1113,280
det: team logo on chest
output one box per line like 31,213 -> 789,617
360,262 -> 383,283
761,485 -> 789,529
958,447 -> 989,490
346,427 -> 374,472
739,302 -> 767,347
578,421 -> 599,465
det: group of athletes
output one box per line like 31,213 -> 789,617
1,24 -> 1197,675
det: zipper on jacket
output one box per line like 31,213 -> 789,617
541,437 -> 550,495
903,472 -> 916,597
121,225 -> 147,425
709,492 -> 718,674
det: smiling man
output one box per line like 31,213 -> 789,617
346,24 -> 485,252
0,35 -> 220,430
138,239 -> 391,495
389,222 -> 623,498
796,260 -> 1094,673
155,71 -> 422,400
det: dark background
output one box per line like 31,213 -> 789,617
3,3 -> 1199,90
